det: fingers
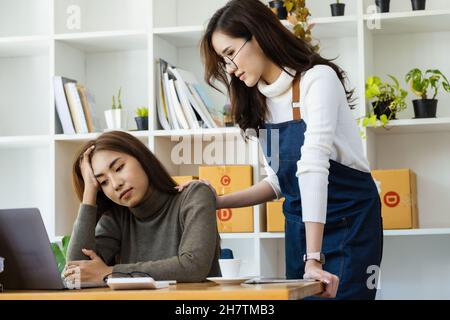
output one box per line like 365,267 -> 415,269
63,265 -> 80,278
317,273 -> 339,298
66,260 -> 83,267
304,270 -> 339,299
79,145 -> 95,166
174,179 -> 213,192
82,248 -> 99,260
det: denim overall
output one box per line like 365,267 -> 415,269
260,77 -> 383,300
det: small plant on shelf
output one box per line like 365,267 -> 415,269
283,0 -> 320,52
112,87 -> 123,110
357,75 -> 408,137
105,87 -> 127,130
375,0 -> 391,13
134,106 -> 149,131
405,68 -> 450,118
330,0 -> 346,17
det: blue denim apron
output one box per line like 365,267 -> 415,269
260,77 -> 383,300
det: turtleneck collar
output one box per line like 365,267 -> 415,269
129,187 -> 172,220
257,67 -> 296,98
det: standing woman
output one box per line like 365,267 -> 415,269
180,0 -> 383,299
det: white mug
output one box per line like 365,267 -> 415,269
219,259 -> 241,278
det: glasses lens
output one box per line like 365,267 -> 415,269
223,57 -> 236,72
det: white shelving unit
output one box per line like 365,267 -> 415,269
1,0 -> 450,299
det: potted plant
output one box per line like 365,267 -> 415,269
405,68 -> 450,118
104,87 -> 127,130
411,0 -> 426,11
284,0 -> 320,52
51,235 -> 71,274
330,0 -> 345,17
375,0 -> 390,13
361,75 -> 408,129
269,0 -> 288,19
135,106 -> 149,130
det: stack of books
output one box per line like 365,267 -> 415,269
53,76 -> 99,134
156,59 -> 225,130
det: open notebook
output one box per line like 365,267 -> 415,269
106,277 -> 176,290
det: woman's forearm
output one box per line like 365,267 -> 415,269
217,180 -> 277,209
305,222 -> 324,253
66,204 -> 98,261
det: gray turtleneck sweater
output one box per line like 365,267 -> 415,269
66,181 -> 221,282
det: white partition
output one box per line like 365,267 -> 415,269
1,0 -> 450,299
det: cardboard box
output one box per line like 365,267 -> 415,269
216,207 -> 254,233
199,165 -> 253,233
371,169 -> 419,229
266,198 -> 285,232
199,165 -> 253,194
172,176 -> 198,185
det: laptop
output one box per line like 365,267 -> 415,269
0,208 -> 106,290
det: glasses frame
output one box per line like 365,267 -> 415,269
102,271 -> 152,283
223,38 -> 251,73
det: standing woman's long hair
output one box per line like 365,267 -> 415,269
72,131 -> 178,221
201,0 -> 355,134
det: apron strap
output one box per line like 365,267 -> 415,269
292,76 -> 301,121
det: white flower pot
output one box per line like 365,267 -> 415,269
104,109 -> 127,130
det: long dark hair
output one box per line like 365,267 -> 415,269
201,0 -> 355,134
72,131 -> 178,220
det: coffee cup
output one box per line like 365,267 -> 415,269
219,258 -> 241,278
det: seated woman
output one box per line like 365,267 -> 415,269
64,131 -> 221,285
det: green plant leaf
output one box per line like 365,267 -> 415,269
284,0 -> 294,12
51,243 -> 66,274
370,115 -> 377,126
380,114 -> 388,126
61,235 -> 71,260
387,74 -> 399,88
362,117 -> 370,127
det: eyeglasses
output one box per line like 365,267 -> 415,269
223,38 -> 251,73
102,271 -> 152,283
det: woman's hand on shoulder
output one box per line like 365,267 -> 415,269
175,179 -> 221,208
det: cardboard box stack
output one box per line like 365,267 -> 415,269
172,176 -> 198,185
266,198 -> 285,232
199,165 -> 253,233
371,169 -> 419,229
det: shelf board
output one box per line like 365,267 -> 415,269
0,36 -> 49,57
282,16 -> 358,39
364,9 -> 450,34
220,233 -> 256,239
259,232 -> 285,239
154,17 -> 358,47
366,117 -> 450,135
383,228 -> 450,236
259,229 -> 450,238
151,127 -> 242,138
0,135 -> 50,148
54,30 -> 148,52
153,25 -> 204,48
53,130 -> 149,142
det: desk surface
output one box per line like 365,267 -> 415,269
0,281 -> 324,300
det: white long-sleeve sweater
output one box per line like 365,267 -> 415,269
257,65 -> 371,224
